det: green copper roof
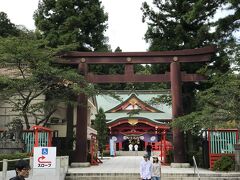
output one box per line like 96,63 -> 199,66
96,90 -> 172,122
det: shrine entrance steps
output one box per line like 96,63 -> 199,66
116,150 -> 144,156
116,150 -> 161,157
65,156 -> 240,180
66,174 -> 240,180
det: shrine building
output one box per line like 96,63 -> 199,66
96,90 -> 172,152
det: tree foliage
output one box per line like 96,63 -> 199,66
141,0 -> 240,132
172,72 -> 240,133
141,0 -> 239,74
0,12 -> 20,37
94,107 -> 108,155
142,0 -> 239,51
34,0 -> 109,51
0,35 -> 95,129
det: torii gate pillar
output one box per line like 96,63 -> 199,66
74,63 -> 88,163
171,60 -> 185,163
75,93 -> 88,162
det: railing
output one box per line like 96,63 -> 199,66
193,156 -> 200,180
208,129 -> 238,169
22,131 -> 50,152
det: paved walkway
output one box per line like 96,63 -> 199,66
67,156 -> 239,176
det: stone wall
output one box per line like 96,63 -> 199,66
0,94 -> 45,129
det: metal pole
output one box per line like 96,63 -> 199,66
193,156 -> 200,180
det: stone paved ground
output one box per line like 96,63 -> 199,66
67,156 -> 239,175
66,156 -> 240,180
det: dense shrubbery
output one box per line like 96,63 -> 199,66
103,150 -> 110,157
0,153 -> 30,170
0,152 -> 30,161
187,150 -> 205,168
166,150 -> 174,164
213,156 -> 235,171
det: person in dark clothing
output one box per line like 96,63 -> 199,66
146,143 -> 152,160
10,159 -> 30,180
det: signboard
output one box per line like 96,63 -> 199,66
33,147 -> 56,168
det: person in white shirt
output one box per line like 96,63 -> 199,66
129,143 -> 133,151
134,144 -> 138,155
151,156 -> 161,180
134,144 -> 138,151
140,154 -> 152,180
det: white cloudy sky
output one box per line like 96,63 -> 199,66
0,1 -> 237,52
0,0 -> 152,52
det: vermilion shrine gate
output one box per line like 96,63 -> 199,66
58,46 -> 216,163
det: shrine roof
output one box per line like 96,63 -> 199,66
106,116 -> 170,126
96,90 -> 172,121
105,113 -> 171,122
106,93 -> 163,113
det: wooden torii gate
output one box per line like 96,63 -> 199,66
58,46 -> 216,163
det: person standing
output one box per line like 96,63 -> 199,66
134,144 -> 139,155
140,154 -> 152,180
10,159 -> 31,180
146,143 -> 152,160
151,156 -> 161,180
129,143 -> 133,151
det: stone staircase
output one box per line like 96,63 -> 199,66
116,150 -> 161,157
116,150 -> 145,156
65,172 -> 240,180
65,156 -> 240,180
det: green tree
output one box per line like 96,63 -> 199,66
94,107 -> 108,158
172,72 -> 240,133
141,0 -> 240,117
34,0 -> 109,51
33,0 -> 111,154
142,0 -> 239,51
114,46 -> 122,52
141,0 -> 240,162
141,0 -> 239,75
0,12 -> 20,37
0,35 -> 94,129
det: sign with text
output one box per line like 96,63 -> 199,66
33,147 -> 56,168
